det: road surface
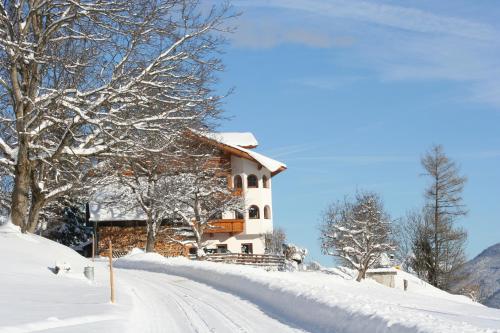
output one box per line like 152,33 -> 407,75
117,268 -> 308,333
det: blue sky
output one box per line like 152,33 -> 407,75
215,0 -> 500,265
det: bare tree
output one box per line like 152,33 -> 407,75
264,227 -> 287,255
421,145 -> 468,289
320,192 -> 395,282
0,1 -> 234,231
393,209 -> 431,275
94,137 -> 198,253
173,146 -> 244,257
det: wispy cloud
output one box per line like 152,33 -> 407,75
457,150 -> 500,160
285,150 -> 500,166
289,76 -> 362,91
232,0 -> 500,107
231,17 -> 352,49
286,154 -> 415,164
235,0 -> 496,41
261,143 -> 313,158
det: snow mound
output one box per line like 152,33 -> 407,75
0,225 -> 127,332
116,253 -> 500,333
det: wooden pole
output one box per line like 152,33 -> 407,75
108,240 -> 115,303
91,233 -> 95,263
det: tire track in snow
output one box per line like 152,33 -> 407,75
118,269 -> 306,333
164,280 -> 248,333
124,270 -> 246,333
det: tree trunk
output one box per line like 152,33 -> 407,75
356,269 -> 365,282
10,141 -> 31,230
145,220 -> 156,252
433,171 -> 439,287
25,193 -> 45,234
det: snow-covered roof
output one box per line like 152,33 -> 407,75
192,131 -> 287,176
89,202 -> 146,222
88,184 -> 146,222
213,132 -> 259,148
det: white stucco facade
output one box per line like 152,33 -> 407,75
200,133 -> 286,255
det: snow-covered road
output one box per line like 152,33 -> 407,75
118,268 -> 307,333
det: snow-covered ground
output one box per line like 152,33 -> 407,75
0,222 -> 302,332
116,252 -> 500,333
0,222 -> 129,333
2,222 -> 500,333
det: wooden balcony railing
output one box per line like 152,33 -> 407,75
206,219 -> 244,234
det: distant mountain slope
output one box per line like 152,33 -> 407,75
485,289 -> 500,308
452,243 -> 500,308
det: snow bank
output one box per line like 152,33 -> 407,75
0,224 -> 128,333
116,253 -> 500,333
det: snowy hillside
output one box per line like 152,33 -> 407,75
0,222 -> 129,333
452,243 -> 500,308
116,252 -> 500,333
2,222 -> 500,333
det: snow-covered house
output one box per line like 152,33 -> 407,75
88,131 -> 286,256
193,131 -> 286,254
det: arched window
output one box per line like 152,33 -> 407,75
247,174 -> 258,188
234,175 -> 243,189
235,210 -> 244,219
248,205 -> 260,219
264,205 -> 271,219
262,175 -> 269,188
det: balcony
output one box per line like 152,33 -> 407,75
205,219 -> 244,234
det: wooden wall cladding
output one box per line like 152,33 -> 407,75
97,226 -> 189,257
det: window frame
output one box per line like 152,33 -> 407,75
234,175 -> 243,189
262,175 -> 270,188
248,205 -> 260,219
264,205 -> 271,219
241,243 -> 253,254
216,244 -> 228,254
247,174 -> 259,188
235,210 -> 244,220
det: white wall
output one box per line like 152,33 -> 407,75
202,155 -> 275,254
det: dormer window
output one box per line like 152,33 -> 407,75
247,174 -> 258,188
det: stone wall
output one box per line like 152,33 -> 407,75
366,271 -> 397,288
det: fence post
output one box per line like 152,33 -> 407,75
108,240 -> 115,303
91,233 -> 95,262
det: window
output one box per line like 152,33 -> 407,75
241,243 -> 253,254
217,244 -> 228,254
264,205 -> 271,219
235,210 -> 244,219
209,211 -> 222,220
234,175 -> 243,189
249,205 -> 260,219
247,174 -> 258,188
262,175 -> 269,188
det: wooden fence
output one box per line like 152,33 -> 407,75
102,250 -> 286,270
200,253 -> 286,270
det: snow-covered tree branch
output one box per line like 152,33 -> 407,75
320,192 -> 395,281
0,0 -> 235,231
